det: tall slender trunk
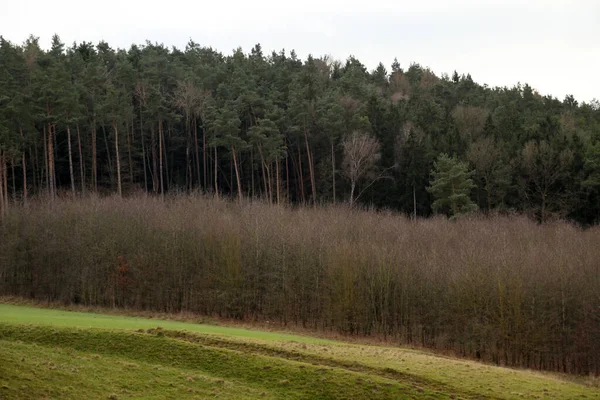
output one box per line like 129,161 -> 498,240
47,121 -> 55,200
193,117 -> 201,190
52,124 -> 57,192
231,144 -> 242,203
102,125 -> 113,185
257,145 -> 269,202
214,146 -> 219,198
113,121 -> 122,197
331,140 -> 336,203
202,122 -> 207,190
350,180 -> 356,207
158,120 -> 164,198
0,153 -> 4,216
266,162 -> 273,204
151,124 -> 158,193
3,156 -> 8,209
230,158 -> 233,194
297,142 -> 305,203
91,122 -> 97,192
251,149 -> 255,198
43,125 -> 49,192
186,140 -> 191,191
46,103 -> 54,198
451,182 -> 457,216
413,184 -> 417,220
164,123 -> 171,190
76,124 -> 85,194
127,120 -> 134,186
67,125 -> 75,195
185,117 -> 191,191
20,127 -> 27,204
11,160 -> 16,200
33,145 -> 39,192
140,105 -> 148,192
276,159 -> 280,205
286,153 -> 290,203
304,127 -> 316,206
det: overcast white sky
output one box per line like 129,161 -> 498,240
1,0 -> 598,102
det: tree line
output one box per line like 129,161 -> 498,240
1,35 -> 599,222
0,196 -> 598,375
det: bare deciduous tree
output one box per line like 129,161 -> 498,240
341,131 -> 381,206
452,105 -> 489,141
522,140 -> 573,223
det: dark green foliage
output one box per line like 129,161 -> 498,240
427,154 -> 477,216
0,35 -> 598,221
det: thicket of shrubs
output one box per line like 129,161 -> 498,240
0,195 -> 598,375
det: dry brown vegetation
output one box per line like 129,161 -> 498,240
0,195 -> 598,375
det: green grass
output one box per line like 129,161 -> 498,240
0,304 -> 332,343
0,303 -> 598,400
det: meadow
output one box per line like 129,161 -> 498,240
1,303 -> 598,399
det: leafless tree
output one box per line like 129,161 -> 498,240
522,140 -> 573,222
341,131 -> 381,206
452,105 -> 489,141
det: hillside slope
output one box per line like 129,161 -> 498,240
0,304 -> 598,399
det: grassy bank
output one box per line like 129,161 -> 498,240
0,304 -> 598,399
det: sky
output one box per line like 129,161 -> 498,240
1,0 -> 599,103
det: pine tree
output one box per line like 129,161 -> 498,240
427,153 -> 477,217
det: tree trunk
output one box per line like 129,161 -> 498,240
304,128 -> 316,206
4,156 -> 8,209
20,128 -> 27,204
257,145 -> 269,202
127,120 -> 134,186
151,124 -> 158,193
3,157 -> 8,209
267,162 -> 273,204
67,125 -> 75,195
91,123 -> 97,192
165,124 -> 172,189
331,140 -> 336,203
0,153 -> 4,216
158,120 -> 164,198
451,182 -> 457,216
76,124 -> 85,194
214,146 -> 219,198
297,142 -> 305,203
113,121 -> 122,197
48,122 -> 55,200
32,144 -> 38,193
11,159 -> 16,200
139,105 -> 148,192
276,159 -> 280,205
43,125 -> 49,192
231,144 -> 242,203
193,117 -> 201,190
286,153 -> 290,202
413,184 -> 417,220
186,140 -> 191,191
251,149 -> 255,199
350,180 -> 356,207
202,121 -> 207,190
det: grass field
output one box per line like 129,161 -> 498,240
0,304 -> 598,399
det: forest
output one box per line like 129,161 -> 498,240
0,35 -> 599,222
1,35 -> 600,377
